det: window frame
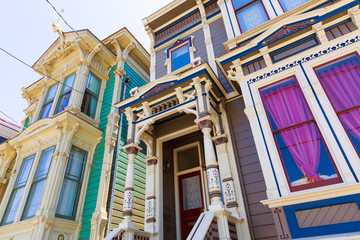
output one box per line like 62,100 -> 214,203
170,40 -> 191,72
231,0 -> 269,33
165,37 -> 195,74
314,52 -> 360,159
54,72 -> 76,115
38,83 -> 59,120
21,146 -> 55,220
81,72 -> 102,119
259,76 -> 342,192
55,145 -> 87,220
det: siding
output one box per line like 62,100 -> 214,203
209,18 -> 232,93
79,66 -> 116,240
109,63 -> 148,231
226,97 -> 277,240
155,49 -> 167,80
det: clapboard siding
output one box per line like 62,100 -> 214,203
108,63 -> 148,232
209,18 -> 232,93
226,97 -> 277,240
193,28 -> 208,63
155,48 -> 167,79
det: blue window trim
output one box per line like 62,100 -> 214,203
284,194 -> 360,238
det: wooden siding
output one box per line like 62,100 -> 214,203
295,202 -> 360,228
226,97 -> 278,240
155,49 -> 167,80
209,18 -> 232,93
193,28 -> 208,63
108,63 -> 148,231
79,66 -> 116,240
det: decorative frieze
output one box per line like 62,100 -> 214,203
145,196 -> 156,223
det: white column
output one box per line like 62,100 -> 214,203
144,157 -> 158,232
214,136 -> 239,217
119,144 -> 141,229
198,119 -> 224,209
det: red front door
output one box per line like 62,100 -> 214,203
178,170 -> 204,240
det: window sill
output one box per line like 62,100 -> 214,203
261,183 -> 359,208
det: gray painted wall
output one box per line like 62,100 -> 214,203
227,97 -> 278,240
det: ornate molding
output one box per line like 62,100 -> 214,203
198,119 -> 214,130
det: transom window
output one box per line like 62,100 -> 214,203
170,40 -> 191,71
278,0 -> 309,12
54,73 -> 76,115
56,146 -> 87,219
232,0 -> 268,33
315,53 -> 360,157
81,72 -> 101,118
260,77 -> 341,191
38,83 -> 58,120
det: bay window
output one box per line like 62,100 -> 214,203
56,146 -> 87,219
315,53 -> 360,157
54,73 -> 76,115
38,83 -> 58,120
81,72 -> 101,118
260,77 -> 342,191
278,0 -> 309,12
232,0 -> 268,33
1,154 -> 35,225
22,146 -> 55,219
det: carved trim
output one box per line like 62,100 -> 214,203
198,119 -> 213,130
214,136 -> 228,145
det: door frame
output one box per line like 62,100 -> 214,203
173,141 -> 208,240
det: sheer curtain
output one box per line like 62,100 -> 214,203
262,80 -> 322,181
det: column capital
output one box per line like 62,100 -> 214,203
213,135 -> 228,145
123,144 -> 142,155
197,119 -> 214,130
145,157 -> 158,166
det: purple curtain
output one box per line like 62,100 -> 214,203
262,81 -> 321,180
318,59 -> 360,141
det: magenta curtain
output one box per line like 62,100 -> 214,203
262,81 -> 321,180
318,58 -> 360,141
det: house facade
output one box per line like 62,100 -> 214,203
0,27 -> 150,240
107,0 -> 360,239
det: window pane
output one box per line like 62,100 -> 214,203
275,123 -> 338,187
86,73 -> 101,96
56,179 -> 79,217
22,180 -> 46,219
315,55 -> 360,112
55,92 -> 71,114
236,1 -> 268,33
66,147 -> 86,180
232,0 -> 254,10
172,44 -> 190,71
35,147 -> 55,180
1,187 -> 25,225
38,102 -> 53,119
260,78 -> 312,131
16,155 -> 35,187
182,175 -> 202,210
44,83 -> 59,103
61,73 -> 76,94
339,109 -> 360,154
279,0 -> 309,12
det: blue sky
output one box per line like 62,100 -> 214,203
0,0 -> 172,125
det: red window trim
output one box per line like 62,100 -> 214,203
259,76 -> 342,192
169,40 -> 191,72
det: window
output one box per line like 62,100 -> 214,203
21,147 -> 55,220
1,155 -> 35,225
38,83 -> 59,120
232,0 -> 268,33
171,41 -> 191,71
315,53 -> 360,157
54,73 -> 76,115
278,0 -> 309,12
260,77 -> 341,191
56,146 -> 87,219
81,72 -> 101,118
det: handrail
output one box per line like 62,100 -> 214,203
186,211 -> 215,240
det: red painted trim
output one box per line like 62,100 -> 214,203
259,76 -> 343,192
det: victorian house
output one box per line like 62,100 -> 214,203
0,27 -> 150,240
107,0 -> 360,239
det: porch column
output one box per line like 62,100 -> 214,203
119,144 -> 141,229
144,157 -> 158,232
198,119 -> 223,209
214,136 -> 239,217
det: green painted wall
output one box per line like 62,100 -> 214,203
79,67 -> 116,240
109,63 -> 148,231
79,63 -> 148,239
